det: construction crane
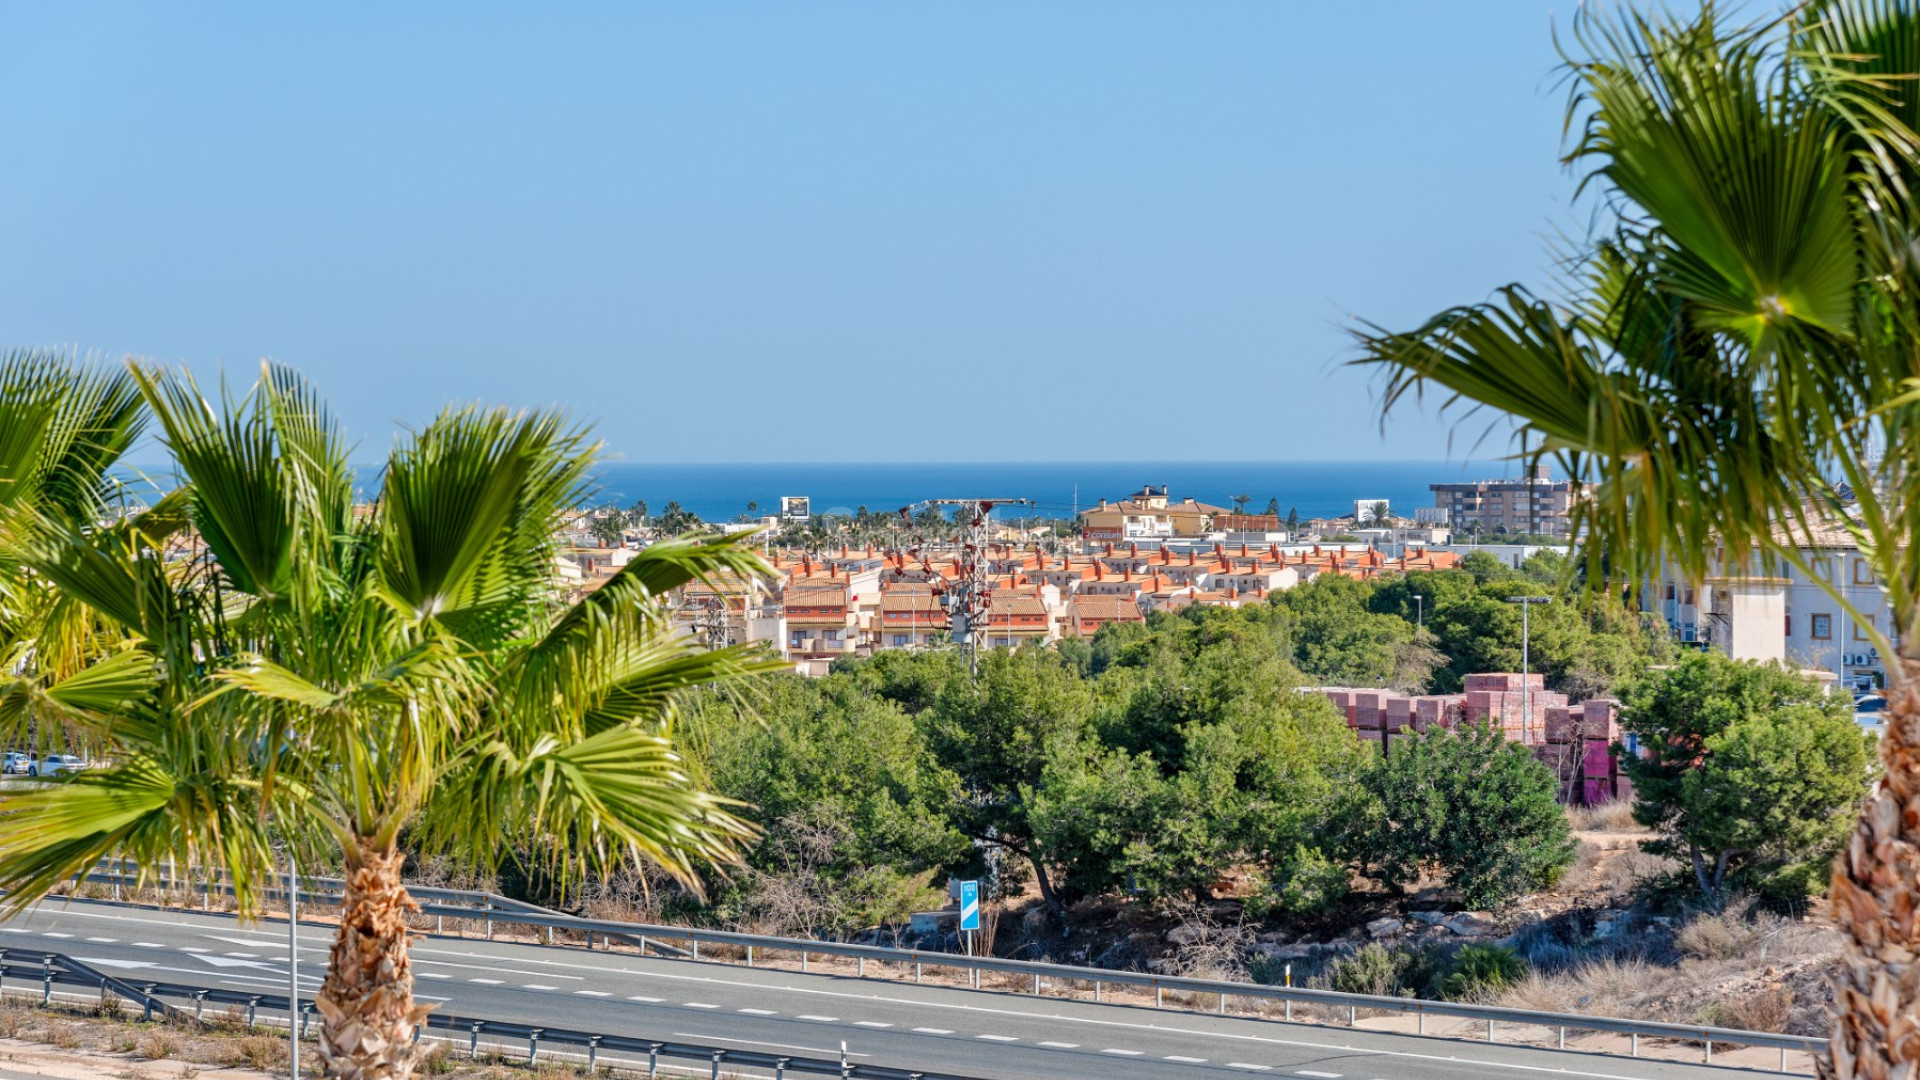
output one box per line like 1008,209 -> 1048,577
896,497 -> 1033,677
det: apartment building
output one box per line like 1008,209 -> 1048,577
1430,466 -> 1579,538
1647,520 -> 1897,689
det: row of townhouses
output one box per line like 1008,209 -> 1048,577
618,539 -> 1464,675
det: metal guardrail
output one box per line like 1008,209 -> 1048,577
60,863 -> 1823,1070
0,948 -> 986,1079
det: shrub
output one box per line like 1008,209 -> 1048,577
1443,943 -> 1524,998
137,1031 -> 179,1060
1328,943 -> 1400,997
1254,844 -> 1349,918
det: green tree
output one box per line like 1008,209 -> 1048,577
1356,723 -> 1575,908
1286,507 -> 1300,534
588,504 -> 627,547
691,676 -> 967,878
655,500 -> 701,536
0,363 -> 778,1078
1264,498 -> 1281,518
920,649 -> 1096,910
1356,7 -> 1920,1060
1621,652 -> 1868,896
1272,575 -> 1417,688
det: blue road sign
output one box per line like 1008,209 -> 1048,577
958,880 -> 980,931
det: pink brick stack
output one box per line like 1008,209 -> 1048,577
1324,678 -> 1633,807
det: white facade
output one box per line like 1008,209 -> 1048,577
1652,546 -> 1897,690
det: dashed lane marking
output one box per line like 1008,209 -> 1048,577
418,973 -> 450,979
132,942 -> 165,948
977,1035 -> 1018,1042
684,1002 -> 720,1009
627,996 -> 663,1003
574,990 -> 611,997
1101,1049 -> 1144,1056
41,932 -> 71,938
469,978 -> 503,985
796,1015 -> 838,1022
912,1028 -> 953,1035
523,984 -> 559,991
1167,1057 -> 1207,1064
1038,1042 -> 1079,1049
84,937 -> 116,943
739,1008 -> 777,1016
1226,1066 -> 1272,1073
178,947 -> 208,953
1296,1072 -> 1341,1078
853,1021 -> 892,1028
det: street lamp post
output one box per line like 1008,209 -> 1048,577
1413,595 -> 1425,630
1506,596 -> 1552,743
288,858 -> 300,1079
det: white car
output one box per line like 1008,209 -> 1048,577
29,754 -> 87,777
1,752 -> 28,775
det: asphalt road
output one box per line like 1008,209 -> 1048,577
0,898 -> 1783,1080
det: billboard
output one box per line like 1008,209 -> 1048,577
780,496 -> 811,521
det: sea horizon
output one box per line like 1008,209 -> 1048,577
118,458 -> 1522,524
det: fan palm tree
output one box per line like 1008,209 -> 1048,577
0,349 -> 151,758
0,361 -> 780,1079
1356,4 -> 1920,1074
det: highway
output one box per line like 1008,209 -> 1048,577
0,898 -> 1788,1080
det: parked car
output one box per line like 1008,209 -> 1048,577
28,754 -> 87,777
1856,694 -> 1889,731
1,752 -> 28,775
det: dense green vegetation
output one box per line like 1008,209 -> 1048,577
1620,652 -> 1873,899
674,556 -> 1664,935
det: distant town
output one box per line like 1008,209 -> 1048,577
559,469 -> 1891,691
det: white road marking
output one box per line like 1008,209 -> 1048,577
1296,1072 -> 1341,1078
574,990 -> 611,997
132,941 -> 166,948
684,1002 -> 720,1009
14,900 -> 1692,1080
1167,1056 -> 1207,1063
1101,1049 -> 1144,1056
523,984 -> 559,991
912,1027 -> 953,1035
628,995 -> 663,1002
41,932 -> 72,939
853,1021 -> 892,1028
178,947 -> 208,953
671,1033 -> 867,1058
469,978 -> 503,985
418,973 -> 450,979
1038,1041 -> 1079,1048
224,952 -> 259,958
739,1008 -> 777,1016
796,1014 -> 838,1022
978,1034 -> 1019,1042
84,937 -> 116,943
1227,1066 -> 1272,1072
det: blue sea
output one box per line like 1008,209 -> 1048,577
117,460 -> 1514,522
581,461 -> 1505,522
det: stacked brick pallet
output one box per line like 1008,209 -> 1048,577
1320,688 -> 1466,754
1460,673 -> 1568,742
1534,698 -> 1631,806
1319,677 -> 1632,806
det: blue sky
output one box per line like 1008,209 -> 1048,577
1,3 -> 1577,463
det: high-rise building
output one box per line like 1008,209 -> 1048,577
1429,465 -> 1577,538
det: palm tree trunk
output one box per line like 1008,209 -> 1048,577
314,838 -> 432,1080
1827,658 -> 1920,1079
